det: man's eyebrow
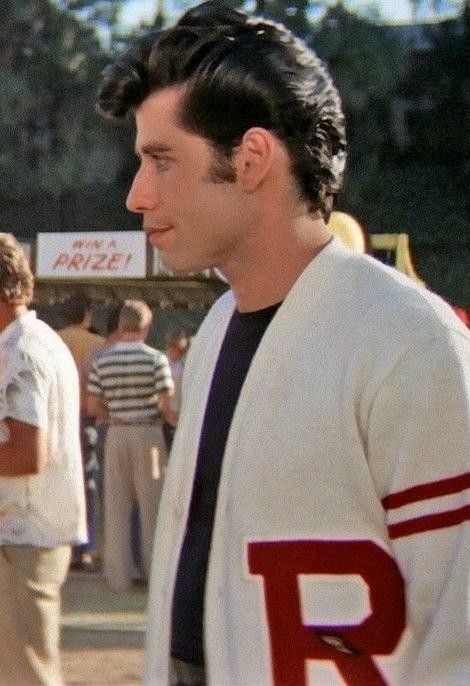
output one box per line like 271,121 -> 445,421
136,143 -> 173,157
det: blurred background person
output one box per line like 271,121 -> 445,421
87,300 -> 173,590
58,293 -> 104,571
84,300 -> 124,565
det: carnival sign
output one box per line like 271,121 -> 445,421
36,232 -> 147,279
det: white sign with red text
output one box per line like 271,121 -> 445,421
36,232 -> 147,279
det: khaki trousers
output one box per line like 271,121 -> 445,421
104,423 -> 167,589
0,544 -> 71,686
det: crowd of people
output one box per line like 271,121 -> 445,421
57,295 -> 191,588
0,1 -> 469,685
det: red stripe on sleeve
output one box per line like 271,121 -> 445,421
388,504 -> 470,539
382,473 -> 470,510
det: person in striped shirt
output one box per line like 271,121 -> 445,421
87,299 -> 173,590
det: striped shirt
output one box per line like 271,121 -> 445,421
87,341 -> 173,424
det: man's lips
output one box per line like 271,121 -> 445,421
144,225 -> 172,234
144,226 -> 173,245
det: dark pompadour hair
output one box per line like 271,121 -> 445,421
97,0 -> 347,216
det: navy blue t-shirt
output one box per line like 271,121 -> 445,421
171,302 -> 281,665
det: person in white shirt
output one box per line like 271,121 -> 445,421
0,233 -> 87,686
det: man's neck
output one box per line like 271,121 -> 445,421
222,215 -> 332,313
0,304 -> 28,334
65,322 -> 88,330
119,332 -> 145,343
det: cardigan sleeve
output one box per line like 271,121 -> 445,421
366,328 -> 470,684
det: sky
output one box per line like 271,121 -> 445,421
120,0 -> 462,27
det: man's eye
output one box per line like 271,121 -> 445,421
153,156 -> 171,171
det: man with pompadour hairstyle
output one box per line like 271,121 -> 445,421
98,3 -> 470,685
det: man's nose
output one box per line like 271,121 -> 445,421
126,166 -> 159,213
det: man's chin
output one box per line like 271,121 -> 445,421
169,266 -> 195,277
159,256 -> 210,277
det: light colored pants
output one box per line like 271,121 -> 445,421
0,544 -> 71,686
104,423 -> 167,589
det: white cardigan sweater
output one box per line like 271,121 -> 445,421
145,239 -> 470,685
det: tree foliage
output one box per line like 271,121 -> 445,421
0,0 -> 128,201
320,1 -> 470,304
310,5 -> 406,198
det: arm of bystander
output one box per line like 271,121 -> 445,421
0,417 -> 48,476
86,393 -> 108,422
158,389 -> 176,426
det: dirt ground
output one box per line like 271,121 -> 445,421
62,647 -> 144,686
61,571 -> 147,685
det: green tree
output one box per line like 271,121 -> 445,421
60,0 -> 122,26
311,4 -> 406,209
0,0 -> 129,202
312,2 -> 470,305
407,0 -> 465,21
415,2 -> 470,162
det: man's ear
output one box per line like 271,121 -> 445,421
235,127 -> 275,192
